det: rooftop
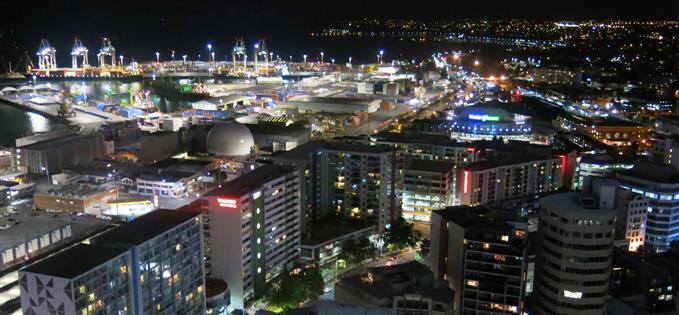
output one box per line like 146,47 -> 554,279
462,154 -> 556,171
405,159 -> 456,173
302,220 -> 372,246
433,206 -> 515,232
288,95 -> 375,106
272,140 -> 395,161
93,209 -> 198,246
39,183 -> 115,198
339,260 -> 453,304
137,170 -> 196,182
371,131 -> 473,147
617,161 -> 679,183
205,164 -> 295,198
19,133 -> 100,151
22,243 -> 128,279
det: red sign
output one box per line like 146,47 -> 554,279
217,198 -> 238,208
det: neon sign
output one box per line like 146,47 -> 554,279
468,114 -> 500,122
463,171 -> 470,194
217,198 -> 238,208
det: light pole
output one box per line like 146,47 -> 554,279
303,54 -> 307,64
207,43 -> 213,62
171,50 -> 175,61
119,55 -> 124,67
376,54 -> 380,64
182,54 -> 187,63
211,52 -> 215,63
155,52 -> 160,64
320,51 -> 324,64
379,49 -> 384,64
349,56 -> 352,65
331,58 -> 335,66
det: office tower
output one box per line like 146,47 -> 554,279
430,206 -> 529,314
202,164 -> 301,310
535,192 -> 616,315
616,161 -> 679,252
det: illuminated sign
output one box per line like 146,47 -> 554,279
217,198 -> 238,208
463,171 -> 470,194
468,114 -> 500,122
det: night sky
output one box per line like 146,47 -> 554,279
1,0 -> 678,66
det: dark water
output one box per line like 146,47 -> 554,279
0,103 -> 66,147
0,79 -> 194,147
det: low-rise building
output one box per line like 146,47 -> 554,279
34,183 -> 119,215
336,261 -> 453,315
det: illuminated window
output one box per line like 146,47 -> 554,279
563,290 -> 582,299
501,235 -> 509,242
466,280 -> 478,287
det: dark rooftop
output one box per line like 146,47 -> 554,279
138,170 -> 195,182
22,243 -> 128,279
617,161 -> 679,183
19,134 -> 100,151
93,209 -> 198,246
371,131 -> 473,147
272,140 -> 395,161
205,164 -> 295,198
463,154 -> 555,171
405,159 -> 456,173
245,122 -> 310,137
433,206 -> 516,232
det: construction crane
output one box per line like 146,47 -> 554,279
253,38 -> 269,76
232,38 -> 247,74
97,37 -> 116,68
36,39 -> 57,70
71,37 -> 89,69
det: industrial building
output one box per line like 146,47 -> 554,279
287,95 -> 381,114
16,133 -> 106,175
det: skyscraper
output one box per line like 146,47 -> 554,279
535,192 -> 616,315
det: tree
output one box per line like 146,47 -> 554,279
419,238 -> 431,257
385,216 -> 422,251
264,265 -> 324,313
338,236 -> 377,267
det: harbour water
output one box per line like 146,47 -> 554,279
0,79 -> 195,147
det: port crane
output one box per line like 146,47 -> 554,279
232,38 -> 247,74
253,38 -> 269,76
71,37 -> 89,69
36,39 -> 57,70
97,37 -> 116,68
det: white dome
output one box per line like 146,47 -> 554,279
206,122 -> 255,156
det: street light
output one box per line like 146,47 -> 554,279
303,54 -> 307,64
331,58 -> 335,66
155,52 -> 160,63
182,54 -> 187,63
119,55 -> 124,67
379,49 -> 384,64
320,51 -> 324,64
349,56 -> 352,64
211,52 -> 215,63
